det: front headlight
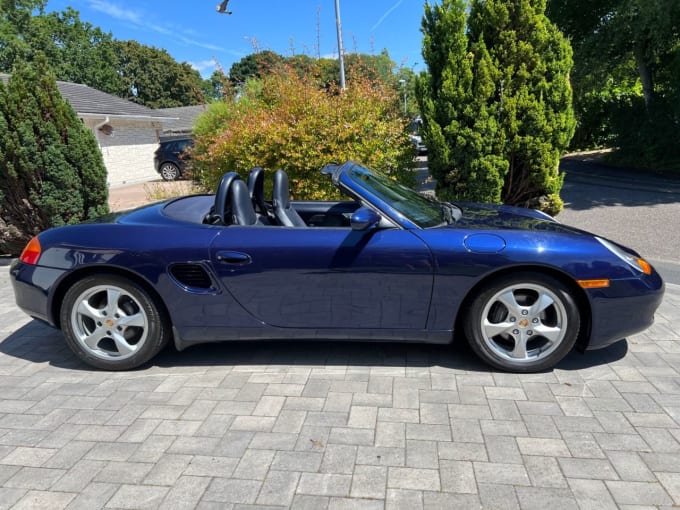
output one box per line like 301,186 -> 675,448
596,237 -> 652,275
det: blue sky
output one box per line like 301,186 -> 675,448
46,1 -> 426,77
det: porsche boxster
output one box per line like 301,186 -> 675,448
10,162 -> 664,372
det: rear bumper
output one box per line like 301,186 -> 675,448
10,259 -> 66,327
586,271 -> 664,350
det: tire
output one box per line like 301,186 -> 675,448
160,162 -> 180,181
60,275 -> 171,370
463,272 -> 580,373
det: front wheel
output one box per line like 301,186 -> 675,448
160,162 -> 180,181
60,275 -> 171,370
464,273 -> 580,372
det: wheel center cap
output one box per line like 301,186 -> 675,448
518,319 -> 529,328
104,319 -> 115,328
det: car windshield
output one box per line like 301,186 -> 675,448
345,164 -> 455,228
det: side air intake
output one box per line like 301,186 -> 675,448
169,263 -> 213,290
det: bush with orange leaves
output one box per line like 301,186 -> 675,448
191,68 -> 416,200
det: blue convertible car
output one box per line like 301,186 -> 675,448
10,162 -> 664,372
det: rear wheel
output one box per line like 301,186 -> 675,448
60,275 -> 170,370
160,162 -> 180,181
464,272 -> 580,372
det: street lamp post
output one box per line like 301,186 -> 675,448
334,0 -> 346,90
399,79 -> 407,116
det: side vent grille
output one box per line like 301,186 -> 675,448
169,263 -> 213,289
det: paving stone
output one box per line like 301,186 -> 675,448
606,451 -> 656,481
4,466 -> 66,490
656,472 -> 680,505
385,489 -> 423,510
296,473 -> 352,497
105,484 -> 169,509
350,465 -> 387,499
183,455 -> 239,477
605,481 -> 673,506
272,451 -> 322,472
515,486 -> 579,510
320,444 -> 357,474
478,482 -> 520,509
256,470 -> 300,506
524,455 -> 567,488
485,435 -> 522,464
474,462 -> 531,486
94,460 -> 154,485
347,406 -> 378,429
387,467 -> 440,491
290,494 -> 330,509
567,478 -> 618,510
11,490 -> 76,510
143,453 -> 192,486
203,478 -> 262,504
489,399 -> 522,420
65,482 -> 118,510
558,458 -> 619,480
232,449 -> 275,480
440,460 -> 476,494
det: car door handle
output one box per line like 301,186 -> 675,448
216,251 -> 252,265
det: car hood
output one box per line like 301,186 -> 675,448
450,202 -> 588,236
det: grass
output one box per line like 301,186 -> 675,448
143,180 -> 203,201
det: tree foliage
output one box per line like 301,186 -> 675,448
1,1 -> 214,107
418,0 -> 575,214
113,40 -> 205,108
192,66 -> 415,200
547,0 -> 680,168
0,57 -> 109,255
1,2 -> 122,95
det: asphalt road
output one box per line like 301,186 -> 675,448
557,157 -> 680,284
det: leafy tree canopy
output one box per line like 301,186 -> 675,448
547,0 -> 680,167
113,40 -> 205,108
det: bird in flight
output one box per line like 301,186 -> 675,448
216,0 -> 232,14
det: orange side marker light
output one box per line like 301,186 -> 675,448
577,279 -> 610,289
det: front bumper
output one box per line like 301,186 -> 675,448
586,271 -> 664,350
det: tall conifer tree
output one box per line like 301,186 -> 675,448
418,0 -> 574,214
0,56 -> 108,254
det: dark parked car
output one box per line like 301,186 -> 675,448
153,137 -> 193,181
10,162 -> 664,372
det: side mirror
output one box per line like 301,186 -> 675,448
350,207 -> 381,231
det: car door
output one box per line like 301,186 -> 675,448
209,225 -> 434,329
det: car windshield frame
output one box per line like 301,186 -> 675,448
333,162 -> 449,229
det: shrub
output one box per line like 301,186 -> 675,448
0,57 -> 108,255
191,67 -> 415,199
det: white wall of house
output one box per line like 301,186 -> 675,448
82,117 -> 163,187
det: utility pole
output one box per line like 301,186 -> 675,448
334,0 -> 346,90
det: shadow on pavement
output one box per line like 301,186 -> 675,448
561,158 -> 680,211
0,319 -> 628,374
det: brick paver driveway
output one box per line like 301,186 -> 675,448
1,266 -> 679,509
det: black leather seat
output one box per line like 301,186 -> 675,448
229,179 -> 267,226
247,167 -> 268,214
272,170 -> 306,227
207,171 -> 240,225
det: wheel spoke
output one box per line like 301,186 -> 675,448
118,312 -> 145,329
111,331 -> 136,356
511,334 -> 528,359
529,292 -> 555,316
496,290 -> 522,316
104,289 -> 122,317
534,323 -> 563,344
483,318 -> 515,338
77,300 -> 102,321
82,328 -> 108,350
